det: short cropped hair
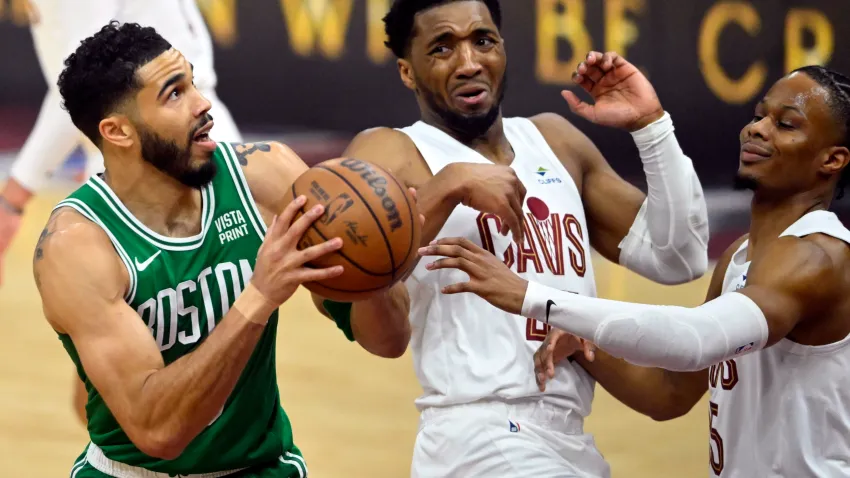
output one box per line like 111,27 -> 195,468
57,21 -> 171,146
383,0 -> 502,59
793,65 -> 850,199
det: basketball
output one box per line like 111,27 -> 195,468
289,158 -> 422,302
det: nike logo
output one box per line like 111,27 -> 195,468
134,250 -> 162,271
545,299 -> 555,324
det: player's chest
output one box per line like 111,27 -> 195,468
127,239 -> 261,357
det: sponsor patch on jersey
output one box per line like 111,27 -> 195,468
508,420 -> 520,433
734,342 -> 755,355
534,166 -> 563,185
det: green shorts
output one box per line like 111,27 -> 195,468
69,444 -> 308,478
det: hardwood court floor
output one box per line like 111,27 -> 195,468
0,189 -> 711,477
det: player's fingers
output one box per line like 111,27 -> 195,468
600,51 -> 619,72
441,281 -> 472,295
506,196 -> 525,246
425,257 -> 480,276
294,265 -> 345,283
577,61 -> 606,84
419,213 -> 426,228
422,237 -> 487,257
274,195 -> 307,237
583,340 -> 597,362
281,202 -> 324,245
584,51 -> 604,65
561,90 -> 596,122
408,187 -> 418,203
295,237 -> 344,265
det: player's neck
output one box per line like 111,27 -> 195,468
101,154 -> 203,239
424,115 -> 514,165
747,190 -> 828,257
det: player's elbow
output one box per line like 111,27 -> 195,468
648,402 -> 695,422
130,430 -> 187,461
651,245 -> 709,286
364,327 -> 410,358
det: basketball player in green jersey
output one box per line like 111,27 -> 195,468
33,22 -> 413,477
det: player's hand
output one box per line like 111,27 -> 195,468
563,51 -> 664,132
533,328 -> 596,391
451,163 -> 527,245
251,195 -> 344,306
419,237 -> 528,314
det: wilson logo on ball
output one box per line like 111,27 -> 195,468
340,159 -> 403,232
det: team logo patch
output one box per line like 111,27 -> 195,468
734,342 -> 755,355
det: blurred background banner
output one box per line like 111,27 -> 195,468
1,0 -> 846,187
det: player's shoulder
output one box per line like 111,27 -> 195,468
528,112 -> 585,141
344,127 -> 427,183
33,206 -> 126,289
748,234 -> 848,296
717,233 -> 749,268
346,127 -> 418,156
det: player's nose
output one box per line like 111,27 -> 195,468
746,116 -> 771,142
454,43 -> 483,79
192,89 -> 212,118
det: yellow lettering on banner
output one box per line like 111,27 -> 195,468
537,0 -> 592,85
605,0 -> 644,58
785,9 -> 833,73
280,0 -> 353,59
197,0 -> 238,47
698,1 -> 766,105
367,0 -> 391,64
1,0 -> 38,26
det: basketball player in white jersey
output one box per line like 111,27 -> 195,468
0,0 -> 240,286
333,0 -> 709,475
425,65 -> 850,477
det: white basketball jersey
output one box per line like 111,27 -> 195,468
710,210 -> 850,477
398,118 -> 598,414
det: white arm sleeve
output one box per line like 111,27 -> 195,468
618,112 -> 709,285
521,281 -> 769,372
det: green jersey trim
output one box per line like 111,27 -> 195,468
53,198 -> 138,304
86,175 -> 215,251
220,142 -> 268,238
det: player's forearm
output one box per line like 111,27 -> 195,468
350,283 -> 411,358
521,281 -> 768,372
618,112 -> 709,284
575,350 -> 704,421
416,165 -> 466,246
131,284 -> 275,458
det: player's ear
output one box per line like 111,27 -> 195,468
397,59 -> 416,92
822,146 -> 850,177
99,114 -> 134,149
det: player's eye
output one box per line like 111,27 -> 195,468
169,89 -> 181,101
430,45 -> 449,55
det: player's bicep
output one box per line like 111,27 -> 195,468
343,128 -> 426,187
738,237 -> 838,346
35,218 -> 164,434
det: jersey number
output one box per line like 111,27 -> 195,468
709,401 -> 724,475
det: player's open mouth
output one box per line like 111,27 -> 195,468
192,121 -> 216,150
454,84 -> 489,106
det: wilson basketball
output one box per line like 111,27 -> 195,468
289,158 -> 422,302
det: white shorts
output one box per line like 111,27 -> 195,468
411,399 -> 610,478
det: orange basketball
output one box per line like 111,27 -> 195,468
289,158 -> 422,302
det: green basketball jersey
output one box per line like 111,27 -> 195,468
55,143 -> 303,476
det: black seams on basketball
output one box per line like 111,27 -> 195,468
288,158 -> 422,302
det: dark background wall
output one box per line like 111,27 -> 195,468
1,0 -> 847,188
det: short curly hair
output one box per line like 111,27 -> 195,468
383,0 -> 502,59
57,21 -> 171,146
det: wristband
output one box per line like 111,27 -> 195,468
0,196 -> 23,215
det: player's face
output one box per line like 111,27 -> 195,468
736,72 -> 845,195
403,1 -> 507,139
132,49 -> 217,189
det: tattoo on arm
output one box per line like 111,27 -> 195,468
231,142 -> 272,166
